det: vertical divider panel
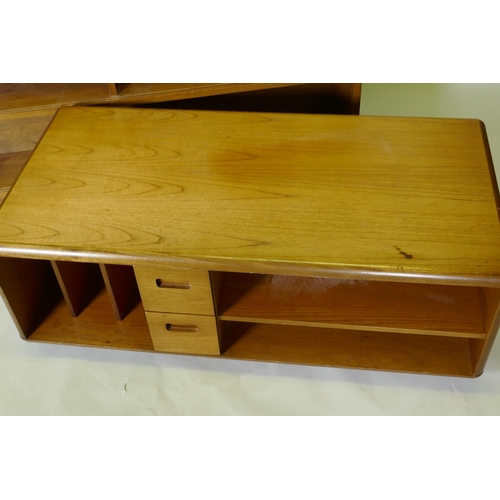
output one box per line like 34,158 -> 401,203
471,287 -> 500,375
107,83 -> 118,96
209,271 -> 224,349
51,261 -> 103,317
0,257 -> 62,338
99,264 -> 141,321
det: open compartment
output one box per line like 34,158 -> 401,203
219,322 -> 476,377
213,272 -> 500,377
0,257 -> 153,351
215,273 -> 486,338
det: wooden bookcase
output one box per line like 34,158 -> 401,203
0,106 -> 499,377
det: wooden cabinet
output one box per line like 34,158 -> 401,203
1,106 -> 499,377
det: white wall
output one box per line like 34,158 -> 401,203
361,84 -> 500,178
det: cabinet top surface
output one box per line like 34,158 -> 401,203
1,106 -> 499,285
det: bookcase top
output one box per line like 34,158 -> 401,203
1,106 -> 499,285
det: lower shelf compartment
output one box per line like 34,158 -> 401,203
0,257 -> 153,351
27,288 -> 153,351
219,322 -> 476,377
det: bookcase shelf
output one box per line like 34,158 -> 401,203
216,272 -> 486,339
219,322 -> 475,377
0,257 -> 153,352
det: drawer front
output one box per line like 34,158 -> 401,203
134,265 -> 214,315
146,311 -> 220,355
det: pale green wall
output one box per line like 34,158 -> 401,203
360,84 -> 500,178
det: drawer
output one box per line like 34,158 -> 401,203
146,311 -> 220,355
134,265 -> 214,315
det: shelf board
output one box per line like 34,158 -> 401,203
112,83 -> 302,104
220,322 -> 476,377
0,83 -> 302,113
217,274 -> 486,338
0,84 -> 112,113
27,288 -> 154,351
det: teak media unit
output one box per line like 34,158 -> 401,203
1,106 -> 500,377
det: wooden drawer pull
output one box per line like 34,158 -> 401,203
166,323 -> 199,333
156,278 -> 191,290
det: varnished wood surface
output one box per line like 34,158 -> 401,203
0,151 -> 31,204
220,322 -> 475,377
27,287 -> 154,351
216,273 -> 485,338
0,108 -> 57,154
0,109 -> 58,203
135,265 -> 215,315
0,106 -> 498,285
146,311 -> 220,355
0,83 -> 302,113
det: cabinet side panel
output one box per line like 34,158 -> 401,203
0,257 -> 62,338
472,287 -> 500,375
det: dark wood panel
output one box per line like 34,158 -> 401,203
143,83 -> 362,115
0,257 -> 62,337
0,83 -> 304,112
51,261 -> 104,317
100,263 -> 141,320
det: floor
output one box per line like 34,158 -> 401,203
1,84 -> 500,415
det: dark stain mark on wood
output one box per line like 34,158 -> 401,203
394,246 -> 413,259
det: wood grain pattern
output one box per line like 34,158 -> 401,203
0,84 -> 112,112
220,322 -> 475,377
146,311 -> 220,355
0,106 -> 498,285
0,108 -> 57,154
0,151 -> 31,204
100,263 -> 141,320
27,287 -> 154,351
216,273 -> 485,338
134,265 -> 214,315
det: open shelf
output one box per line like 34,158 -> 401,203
28,288 -> 153,351
216,273 -> 486,339
219,322 -> 476,377
0,257 -> 153,352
